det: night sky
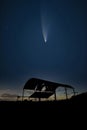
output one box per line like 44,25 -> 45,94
0,0 -> 87,96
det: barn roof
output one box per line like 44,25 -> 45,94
23,78 -> 73,92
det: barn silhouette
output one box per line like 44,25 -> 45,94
22,78 -> 75,101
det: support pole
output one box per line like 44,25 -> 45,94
17,96 -> 20,101
54,91 -> 56,101
39,98 -> 40,102
22,89 -> 24,101
65,87 -> 68,100
73,88 -> 75,96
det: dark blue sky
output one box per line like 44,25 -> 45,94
0,0 -> 87,95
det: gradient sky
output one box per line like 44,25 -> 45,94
0,0 -> 87,96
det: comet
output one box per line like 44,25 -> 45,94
41,3 -> 49,43
42,22 -> 48,43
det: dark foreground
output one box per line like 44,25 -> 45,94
0,92 -> 87,126
0,93 -> 87,114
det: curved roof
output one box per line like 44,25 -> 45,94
23,78 -> 74,92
